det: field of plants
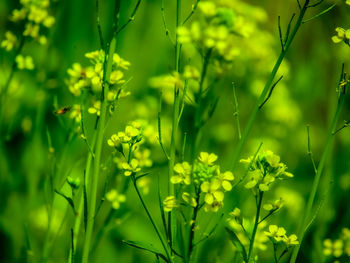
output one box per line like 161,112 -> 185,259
0,0 -> 350,262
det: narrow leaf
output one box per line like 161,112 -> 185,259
122,240 -> 168,261
225,227 -> 248,262
54,189 -> 75,214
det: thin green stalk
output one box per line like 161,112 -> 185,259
229,0 -> 310,170
232,83 -> 241,140
191,48 -> 212,161
247,192 -> 263,262
131,175 -> 174,263
68,133 -> 97,263
168,0 -> 182,248
187,190 -> 200,262
289,89 -> 347,263
82,35 -> 117,263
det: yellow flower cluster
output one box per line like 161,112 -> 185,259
105,189 -> 126,209
15,55 -> 34,70
108,121 -> 142,146
1,0 -> 55,50
332,27 -> 350,46
66,50 -> 130,97
149,66 -> 199,105
263,198 -> 284,212
264,225 -> 299,247
164,152 -> 234,213
323,228 -> 350,259
1,32 -> 17,51
240,151 -> 293,194
108,121 -> 153,177
177,1 -> 240,62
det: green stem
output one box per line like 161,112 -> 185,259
81,35 -> 117,263
187,190 -> 200,262
131,175 -> 174,263
168,0 -> 182,248
191,48 -> 212,161
289,91 -> 346,263
68,133 -> 97,263
229,0 -> 310,170
247,192 -> 263,262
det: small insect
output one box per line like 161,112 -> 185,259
54,106 -> 72,115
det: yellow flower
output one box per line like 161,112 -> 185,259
88,101 -> 101,116
347,0 -> 350,6
67,63 -> 85,79
85,49 -> 105,62
182,192 -> 197,207
263,198 -> 284,211
69,104 -> 81,123
107,134 -> 121,147
332,27 -> 350,43
217,170 -> 234,191
198,152 -> 218,166
113,53 -> 131,70
171,162 -> 192,185
106,189 -> 126,209
183,65 -> 200,80
265,150 -> 280,168
283,234 -> 299,246
201,179 -> 224,212
264,225 -> 286,242
198,1 -> 217,17
1,31 -> 17,51
323,239 -> 343,257
137,176 -> 150,195
23,23 -> 40,38
228,208 -> 242,224
121,159 -> 141,176
134,149 -> 152,168
10,8 -> 27,22
109,70 -> 124,85
149,71 -> 183,89
28,6 -> 48,24
163,196 -> 178,212
15,55 -> 34,70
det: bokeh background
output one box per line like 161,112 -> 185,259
0,0 -> 350,262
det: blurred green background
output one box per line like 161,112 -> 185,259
0,0 -> 350,262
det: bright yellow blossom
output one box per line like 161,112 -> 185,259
1,31 -> 17,51
106,189 -> 126,209
15,55 -> 34,70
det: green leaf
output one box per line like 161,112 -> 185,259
83,170 -> 88,232
225,227 -> 248,262
54,189 -> 75,214
122,240 -> 168,262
